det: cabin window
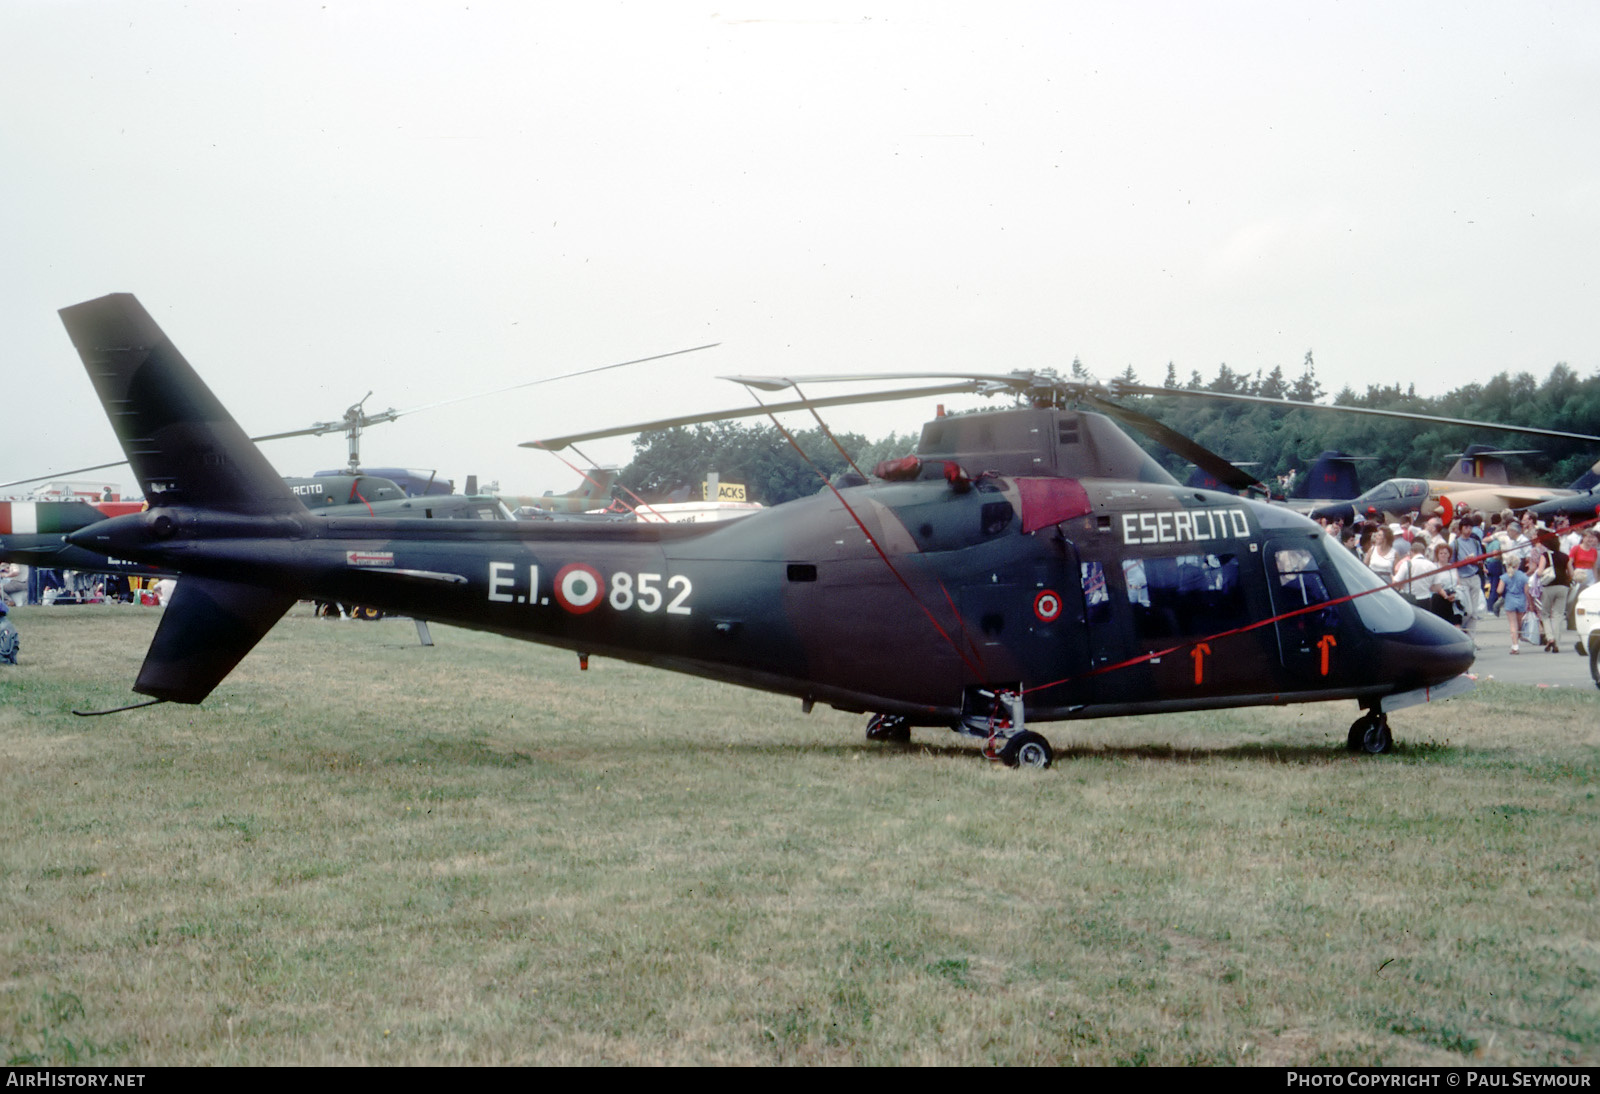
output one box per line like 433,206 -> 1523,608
1120,554 -> 1245,642
1081,561 -> 1113,631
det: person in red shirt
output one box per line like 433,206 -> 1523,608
1572,529 -> 1598,587
1569,529 -> 1598,634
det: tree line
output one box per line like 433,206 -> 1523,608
1124,355 -> 1600,492
617,356 -> 1599,507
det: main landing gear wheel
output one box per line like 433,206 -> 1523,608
865,714 -> 911,742
1347,713 -> 1393,755
1000,730 -> 1053,769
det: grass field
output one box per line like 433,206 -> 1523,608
1,603 -> 1596,1065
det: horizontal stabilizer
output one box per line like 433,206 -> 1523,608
58,294 -> 300,515
135,576 -> 297,704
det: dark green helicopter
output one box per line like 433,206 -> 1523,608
58,294 -> 1474,763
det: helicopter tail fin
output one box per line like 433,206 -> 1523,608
58,294 -> 302,703
58,294 -> 301,516
135,576 -> 297,703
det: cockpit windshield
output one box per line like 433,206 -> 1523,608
1320,542 -> 1417,633
1348,478 -> 1429,510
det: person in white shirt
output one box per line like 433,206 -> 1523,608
1426,542 -> 1463,626
1393,539 -> 1433,607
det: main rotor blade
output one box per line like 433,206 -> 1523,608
248,423 -> 350,443
2,419 -> 368,487
526,381 -> 987,450
724,369 -> 1037,392
1112,383 -> 1600,445
1086,393 -> 1266,493
1443,449 -> 1543,458
0,457 -> 133,489
5,343 -> 723,489
400,343 -> 722,417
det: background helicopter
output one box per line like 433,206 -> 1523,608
56,294 -> 1482,764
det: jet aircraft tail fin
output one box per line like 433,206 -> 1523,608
135,576 -> 297,703
1295,451 -> 1363,501
1568,457 -> 1600,494
566,468 -> 618,505
58,294 -> 301,515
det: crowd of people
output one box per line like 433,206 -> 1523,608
0,563 -> 152,608
1319,506 -> 1599,655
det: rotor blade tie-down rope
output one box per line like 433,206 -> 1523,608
791,382 -> 872,483
540,441 -> 646,518
559,443 -> 660,522
748,390 -> 989,680
791,382 -> 989,670
527,445 -> 621,510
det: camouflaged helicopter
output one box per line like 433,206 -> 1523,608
57,293 -> 1476,763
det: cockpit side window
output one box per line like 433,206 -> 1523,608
980,500 -> 1015,536
1273,548 -> 1340,629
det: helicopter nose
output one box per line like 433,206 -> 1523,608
1380,607 -> 1475,689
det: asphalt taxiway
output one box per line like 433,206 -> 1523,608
1457,619 -> 1597,692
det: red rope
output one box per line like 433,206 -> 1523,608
559,442 -> 658,521
747,390 -> 990,679
1024,511 -> 1600,696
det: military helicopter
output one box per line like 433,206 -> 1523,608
51,294 -> 1480,764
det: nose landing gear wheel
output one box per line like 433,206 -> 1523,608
1347,713 -> 1393,754
1000,730 -> 1053,769
865,714 -> 911,742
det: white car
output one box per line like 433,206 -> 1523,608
1574,583 -> 1600,689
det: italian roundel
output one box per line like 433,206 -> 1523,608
555,563 -> 606,614
1033,589 -> 1062,623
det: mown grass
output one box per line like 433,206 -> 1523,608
1,604 -> 1596,1065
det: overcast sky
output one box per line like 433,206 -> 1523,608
3,0 -> 1596,496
